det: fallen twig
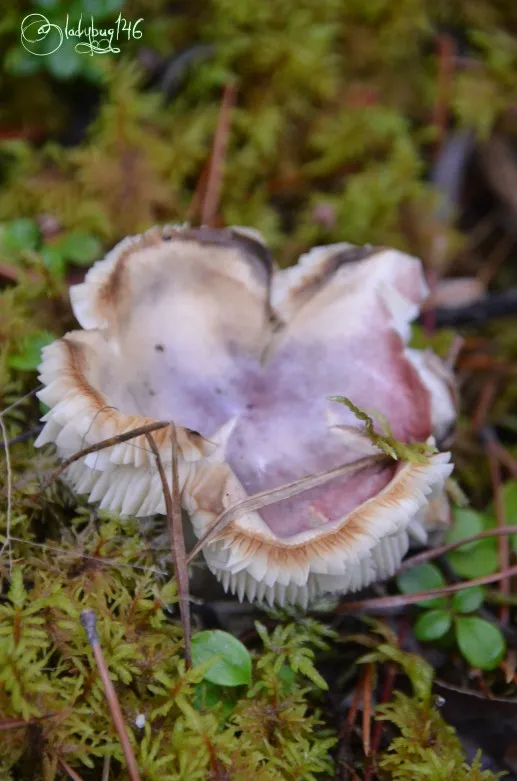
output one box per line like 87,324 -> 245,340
58,757 -> 88,781
364,663 -> 397,781
0,415 -> 13,573
432,288 -> 517,326
145,426 -> 192,667
80,610 -> 141,781
102,756 -> 111,781
186,455 -> 387,563
39,420 -> 170,493
432,34 -> 455,160
201,83 -> 237,226
361,663 -> 374,758
0,425 -> 43,447
396,524 -> 517,573
0,712 -> 56,731
337,564 -> 517,613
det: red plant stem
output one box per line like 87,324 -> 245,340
345,672 -> 363,732
362,663 -> 374,757
145,429 -> 192,667
472,378 -> 497,430
80,611 -> 141,781
488,438 -> 517,479
58,758 -> 88,781
488,446 -> 511,624
201,83 -> 237,226
364,663 -> 397,781
432,34 -> 455,159
337,564 -> 517,613
396,524 -> 517,573
0,713 -> 55,731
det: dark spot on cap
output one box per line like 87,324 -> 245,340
155,344 -> 165,352
149,389 -> 156,396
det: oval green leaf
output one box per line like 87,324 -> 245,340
451,586 -> 485,615
447,539 -> 498,579
445,508 -> 485,551
414,609 -> 452,642
2,219 -> 40,253
396,563 -> 447,608
59,232 -> 102,265
191,630 -> 251,687
40,246 -> 66,278
455,616 -> 506,671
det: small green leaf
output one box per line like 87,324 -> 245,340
40,246 -> 66,277
414,609 -> 452,642
396,563 -> 447,608
452,586 -> 485,615
445,508 -> 486,551
455,616 -> 506,671
191,630 -> 251,687
58,232 -> 102,265
1,219 -> 40,253
447,539 -> 498,579
9,332 -> 55,371
193,681 -> 235,719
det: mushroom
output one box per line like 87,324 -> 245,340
36,226 -> 455,607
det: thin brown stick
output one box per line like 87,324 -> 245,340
0,387 -> 40,417
201,83 -> 237,226
58,757 -> 88,781
145,426 -> 191,667
364,663 -> 397,781
0,712 -> 56,731
332,672 -> 364,780
361,663 -> 374,757
39,420 -> 170,492
346,673 -> 363,730
487,437 -> 517,479
80,611 -> 141,781
0,415 -> 13,572
0,263 -> 21,283
102,756 -> 111,781
472,378 -> 497,430
186,455 -> 386,563
337,564 -> 517,613
396,524 -> 517,572
488,446 -> 510,624
432,33 -> 455,159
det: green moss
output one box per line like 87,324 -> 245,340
0,513 -> 335,779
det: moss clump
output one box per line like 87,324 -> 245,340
0,513 -> 335,780
357,638 -> 503,781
